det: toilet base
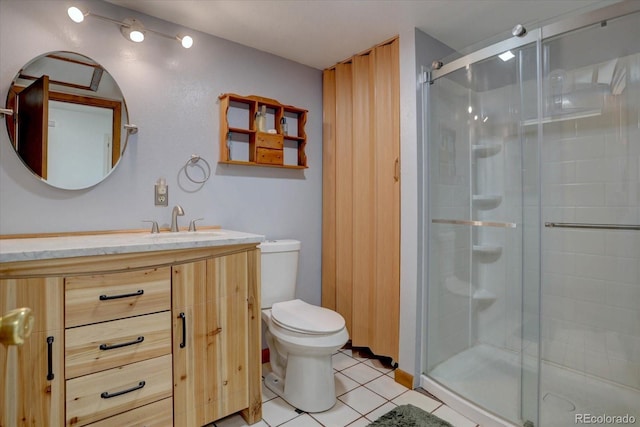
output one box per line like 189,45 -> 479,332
264,353 -> 337,413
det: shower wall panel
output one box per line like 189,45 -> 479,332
427,77 -> 473,370
540,52 -> 640,390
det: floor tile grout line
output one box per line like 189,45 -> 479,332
260,355 -> 480,427
336,384 -> 390,418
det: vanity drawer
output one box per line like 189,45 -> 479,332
65,267 -> 171,328
255,147 -> 284,165
84,397 -> 173,427
66,354 -> 172,426
256,132 -> 284,149
65,311 -> 172,379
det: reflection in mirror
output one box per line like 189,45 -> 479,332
4,51 -> 129,190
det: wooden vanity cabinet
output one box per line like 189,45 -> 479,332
0,243 -> 262,426
0,277 -> 65,427
172,252 -> 251,425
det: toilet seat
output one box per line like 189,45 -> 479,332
271,299 -> 345,335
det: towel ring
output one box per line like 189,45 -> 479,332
184,154 -> 211,184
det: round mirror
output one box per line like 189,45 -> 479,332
5,51 -> 130,190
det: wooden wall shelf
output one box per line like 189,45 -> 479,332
219,93 -> 308,169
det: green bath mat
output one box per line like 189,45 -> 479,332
368,404 -> 453,427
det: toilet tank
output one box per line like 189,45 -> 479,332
258,239 -> 301,309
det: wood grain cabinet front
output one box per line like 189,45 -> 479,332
83,397 -> 173,427
1,244 -> 262,426
64,267 -> 173,426
64,267 -> 171,328
0,277 -> 65,427
65,311 -> 172,379
65,354 -> 173,426
252,132 -> 284,165
172,255 -> 249,425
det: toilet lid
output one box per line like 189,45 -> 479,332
271,299 -> 345,334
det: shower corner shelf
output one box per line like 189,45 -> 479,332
472,144 -> 502,158
444,277 -> 498,304
472,194 -> 502,209
472,245 -> 503,257
521,109 -> 602,127
472,289 -> 497,304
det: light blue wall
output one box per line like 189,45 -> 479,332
0,0 -> 323,305
398,27 -> 454,383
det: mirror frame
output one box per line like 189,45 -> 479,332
4,51 -> 131,190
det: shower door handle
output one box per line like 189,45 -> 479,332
432,219 -> 517,228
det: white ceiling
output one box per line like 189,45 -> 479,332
105,0 -> 614,70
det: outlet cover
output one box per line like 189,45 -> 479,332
155,184 -> 168,206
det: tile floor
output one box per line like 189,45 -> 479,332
213,347 -> 480,427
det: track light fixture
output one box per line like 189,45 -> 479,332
120,18 -> 145,43
67,6 -> 193,49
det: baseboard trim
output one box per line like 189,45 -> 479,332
394,368 -> 414,389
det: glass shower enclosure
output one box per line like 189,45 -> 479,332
422,3 -> 640,426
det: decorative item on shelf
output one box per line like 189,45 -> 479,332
184,154 -> 211,184
67,6 -> 194,48
226,131 -> 233,160
280,117 -> 288,135
254,105 -> 267,132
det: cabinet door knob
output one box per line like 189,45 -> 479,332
0,307 -> 33,346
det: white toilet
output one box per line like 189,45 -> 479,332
259,239 -> 349,413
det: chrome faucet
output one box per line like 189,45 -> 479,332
171,205 -> 184,232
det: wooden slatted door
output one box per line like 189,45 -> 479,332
322,37 -> 400,361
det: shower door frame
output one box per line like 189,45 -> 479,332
422,30 -> 542,427
419,2 -> 640,427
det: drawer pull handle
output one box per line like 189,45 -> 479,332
179,312 -> 186,348
46,336 -> 54,380
101,381 -> 146,399
99,289 -> 144,301
99,336 -> 144,351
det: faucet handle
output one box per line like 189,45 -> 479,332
142,220 -> 160,234
188,218 -> 204,232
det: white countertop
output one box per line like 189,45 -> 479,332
0,229 -> 265,263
